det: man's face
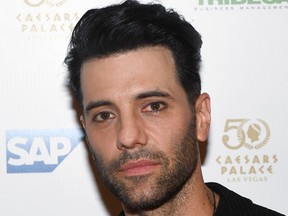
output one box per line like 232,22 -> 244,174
80,46 -> 199,210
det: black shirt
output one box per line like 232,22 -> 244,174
118,182 -> 285,215
207,182 -> 284,216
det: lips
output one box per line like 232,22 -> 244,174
119,160 -> 159,176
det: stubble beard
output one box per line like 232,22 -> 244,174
91,117 -> 199,211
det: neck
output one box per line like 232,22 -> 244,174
122,161 -> 218,216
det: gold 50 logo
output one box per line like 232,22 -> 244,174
222,119 -> 270,150
24,0 -> 66,7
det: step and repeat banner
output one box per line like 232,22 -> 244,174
0,0 -> 287,215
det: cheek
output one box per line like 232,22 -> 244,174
85,126 -> 119,163
146,114 -> 192,148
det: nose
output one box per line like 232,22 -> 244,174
116,114 -> 148,150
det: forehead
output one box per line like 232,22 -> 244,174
80,46 -> 183,105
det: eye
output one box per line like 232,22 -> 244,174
93,111 -> 116,122
143,102 -> 166,113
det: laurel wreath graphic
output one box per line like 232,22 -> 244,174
45,0 -> 66,7
254,119 -> 270,149
237,119 -> 270,150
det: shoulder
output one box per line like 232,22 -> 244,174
206,182 -> 284,216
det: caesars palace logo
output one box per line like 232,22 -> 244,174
17,0 -> 79,36
216,119 -> 278,183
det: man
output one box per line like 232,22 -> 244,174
64,0 -> 284,215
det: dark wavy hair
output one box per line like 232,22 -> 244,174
64,0 -> 202,104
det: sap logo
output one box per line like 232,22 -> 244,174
6,129 -> 84,173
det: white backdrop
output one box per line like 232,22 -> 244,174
0,0 -> 287,215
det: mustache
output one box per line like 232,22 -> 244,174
109,149 -> 167,171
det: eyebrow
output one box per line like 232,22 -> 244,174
84,90 -> 173,114
135,90 -> 173,100
84,100 -> 113,114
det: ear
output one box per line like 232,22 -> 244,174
195,93 -> 211,142
80,115 -> 86,130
